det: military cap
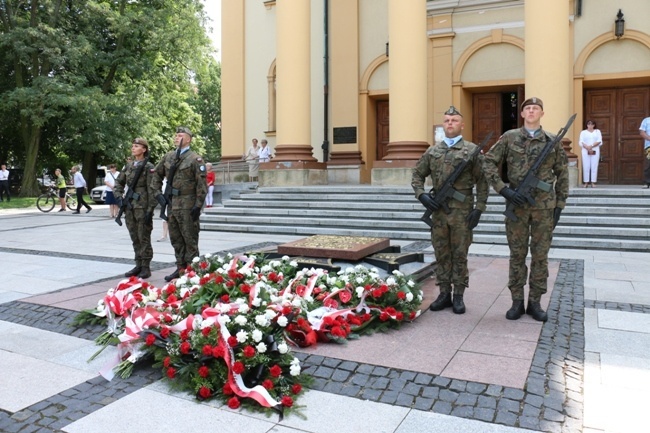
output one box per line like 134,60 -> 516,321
176,126 -> 193,137
521,97 -> 543,110
444,106 -> 462,116
132,137 -> 149,149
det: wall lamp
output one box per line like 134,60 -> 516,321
615,9 -> 625,39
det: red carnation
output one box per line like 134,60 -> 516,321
268,271 -> 278,282
145,333 -> 156,346
160,327 -> 171,338
202,344 -> 213,355
397,291 -> 406,300
163,356 -> 171,368
167,294 -> 177,304
198,386 -> 211,399
180,329 -> 190,341
243,345 -> 256,358
215,275 -> 224,284
292,384 -> 302,394
409,311 -> 416,320
212,346 -> 225,358
202,327 -> 212,337
240,283 -> 251,294
323,298 -> 338,309
180,341 -> 191,354
221,294 -> 230,303
281,396 -> 294,407
233,361 -> 245,374
227,336 -> 238,347
227,269 -> 237,279
227,397 -> 241,409
166,367 -> 176,379
339,290 -> 352,303
200,261 -> 208,270
222,383 -> 234,395
270,365 -> 282,377
199,276 -> 210,285
262,379 -> 274,390
379,312 -> 390,322
198,366 -> 210,378
165,285 -> 176,295
396,312 -> 404,321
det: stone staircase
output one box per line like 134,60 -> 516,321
201,185 -> 650,251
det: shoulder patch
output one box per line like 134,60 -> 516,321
149,168 -> 155,173
196,157 -> 203,162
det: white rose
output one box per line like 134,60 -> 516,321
256,342 -> 268,353
406,292 -> 414,302
236,330 -> 248,343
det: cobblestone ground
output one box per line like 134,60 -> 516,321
4,247 -> 640,433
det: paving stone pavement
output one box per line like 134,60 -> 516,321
1,206 -> 649,433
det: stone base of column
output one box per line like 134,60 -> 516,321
327,151 -> 364,184
372,141 -> 428,186
259,161 -> 328,186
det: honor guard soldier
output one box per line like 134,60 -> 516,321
113,138 -> 157,279
412,106 -> 489,315
483,97 -> 569,322
152,126 -> 207,282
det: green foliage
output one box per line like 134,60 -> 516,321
0,0 -> 221,195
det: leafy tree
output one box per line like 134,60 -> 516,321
192,59 -> 221,162
0,0 -> 215,195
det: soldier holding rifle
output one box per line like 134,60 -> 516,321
483,97 -> 569,322
113,138 -> 157,279
412,106 -> 488,315
152,126 -> 207,282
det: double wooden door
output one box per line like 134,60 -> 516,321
584,87 -> 649,184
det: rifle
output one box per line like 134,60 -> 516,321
503,113 -> 576,222
115,156 -> 150,226
420,131 -> 493,228
158,138 -> 183,221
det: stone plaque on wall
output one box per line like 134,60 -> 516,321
333,127 -> 357,144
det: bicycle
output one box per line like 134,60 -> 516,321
36,186 -> 77,212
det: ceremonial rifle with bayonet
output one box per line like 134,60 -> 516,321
115,156 -> 150,226
503,113 -> 576,222
420,131 -> 493,228
157,138 -> 183,222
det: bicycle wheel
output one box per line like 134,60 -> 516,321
36,194 -> 56,212
66,194 -> 77,210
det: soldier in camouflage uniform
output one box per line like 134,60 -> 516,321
483,97 -> 568,322
412,106 -> 488,314
113,138 -> 157,279
152,126 -> 207,281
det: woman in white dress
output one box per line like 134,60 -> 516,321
579,120 -> 602,188
244,138 -> 260,181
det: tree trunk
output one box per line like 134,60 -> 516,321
20,126 -> 42,197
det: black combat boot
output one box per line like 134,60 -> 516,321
164,268 -> 180,282
429,292 -> 452,311
506,300 -> 525,320
125,266 -> 142,277
138,266 -> 152,279
526,301 -> 548,322
452,295 -> 466,314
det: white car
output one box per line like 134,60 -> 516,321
90,185 -> 108,204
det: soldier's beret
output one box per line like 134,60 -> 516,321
444,106 -> 462,117
133,137 -> 149,149
521,97 -> 543,110
176,126 -> 193,137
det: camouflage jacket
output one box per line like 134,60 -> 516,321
482,126 -> 569,209
113,159 -> 156,212
411,139 -> 489,211
152,148 -> 207,210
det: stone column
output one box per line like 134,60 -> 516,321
372,0 -> 429,185
262,0 -> 327,186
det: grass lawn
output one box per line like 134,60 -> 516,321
0,195 -> 94,211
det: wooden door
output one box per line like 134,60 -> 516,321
585,87 -> 649,184
376,100 -> 390,160
473,93 -> 501,152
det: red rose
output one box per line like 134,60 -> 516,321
198,386 -> 211,399
212,346 -> 225,358
243,346 -> 255,358
221,294 -> 230,303
167,294 -> 177,304
372,289 -> 382,298
163,356 -> 171,368
322,316 -> 334,326
292,384 -> 302,394
409,311 -> 416,320
180,329 -> 190,341
240,284 -> 251,294
338,290 -> 352,303
160,327 -> 171,338
379,312 -> 389,322
281,396 -> 293,407
396,312 -> 404,321
180,341 -> 191,354
166,367 -> 176,379
262,379 -> 274,390
165,285 -> 176,295
227,397 -> 241,409
385,307 -> 397,316
202,327 -> 212,337
397,291 -> 406,300
233,361 -> 245,374
380,284 -> 389,294
222,383 -> 234,395
200,261 -> 208,270
145,334 -> 156,346
227,336 -> 238,347
270,365 -> 282,377
282,306 -> 292,315
198,366 -> 210,378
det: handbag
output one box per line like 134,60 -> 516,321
587,149 -> 595,155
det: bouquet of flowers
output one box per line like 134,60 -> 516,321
75,252 -> 423,414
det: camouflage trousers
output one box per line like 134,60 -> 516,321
505,207 -> 554,302
430,207 -> 473,295
168,208 -> 200,267
125,208 -> 153,267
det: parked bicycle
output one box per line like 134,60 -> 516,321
36,186 -> 77,212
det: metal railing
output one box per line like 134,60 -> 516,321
212,159 -> 255,184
